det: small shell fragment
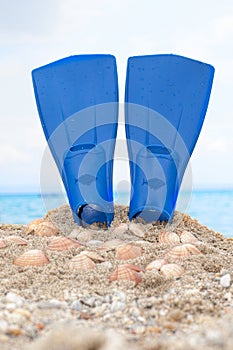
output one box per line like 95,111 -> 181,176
161,263 -> 185,278
47,237 -> 83,251
13,249 -> 50,267
80,250 -> 105,262
25,219 -> 59,237
69,254 -> 96,271
109,265 -> 142,284
158,231 -> 180,245
180,231 -> 200,245
115,243 -> 142,260
5,236 -> 28,246
129,223 -> 145,238
98,239 -> 123,252
145,259 -> 167,271
0,238 -> 6,249
111,223 -> 128,236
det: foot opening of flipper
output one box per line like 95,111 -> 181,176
78,204 -> 107,226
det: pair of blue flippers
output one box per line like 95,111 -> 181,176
32,54 -> 214,226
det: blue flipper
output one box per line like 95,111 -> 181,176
32,55 -> 118,226
125,54 -> 214,222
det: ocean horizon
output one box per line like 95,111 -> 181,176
0,189 -> 232,238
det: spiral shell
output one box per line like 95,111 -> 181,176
115,243 -> 142,260
180,231 -> 200,245
25,219 -> 59,237
68,254 -> 96,271
13,249 -> 50,267
47,237 -> 83,251
5,236 -> 28,246
109,264 -> 142,284
98,239 -> 123,252
161,263 -> 185,278
158,231 -> 180,244
145,259 -> 167,271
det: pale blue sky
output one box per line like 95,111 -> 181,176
0,0 -> 233,193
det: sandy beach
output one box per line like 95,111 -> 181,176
0,204 -> 233,350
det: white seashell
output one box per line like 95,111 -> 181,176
129,223 -> 145,238
115,244 -> 142,260
80,250 -> 105,262
13,249 -> 50,266
180,231 -> 200,245
111,223 -> 129,236
145,259 -> 167,271
182,243 -> 202,255
158,231 -> 180,244
98,239 -> 124,252
161,263 -> 185,278
68,254 -> 96,271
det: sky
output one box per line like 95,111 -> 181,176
0,0 -> 233,194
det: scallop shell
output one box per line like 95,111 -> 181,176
129,223 -> 145,238
180,231 -> 200,245
47,237 -> 83,251
68,254 -> 96,271
25,219 -> 59,237
13,249 -> 50,267
5,236 -> 28,245
183,243 -> 202,255
158,231 -> 180,244
145,259 -> 167,271
161,263 -> 185,278
0,238 -> 6,249
80,250 -> 105,262
123,264 -> 145,273
109,265 -> 142,284
165,245 -> 191,261
111,223 -> 128,236
98,239 -> 124,252
115,243 -> 142,260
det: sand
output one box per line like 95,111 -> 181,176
0,205 -> 233,349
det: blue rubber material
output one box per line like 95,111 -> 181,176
125,54 -> 214,222
32,55 -> 118,226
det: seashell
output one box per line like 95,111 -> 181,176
98,239 -> 124,252
47,237 -> 83,251
183,243 -> 202,255
111,223 -> 129,236
13,249 -> 50,267
25,219 -> 59,237
180,231 -> 200,245
80,250 -> 105,262
24,218 -> 45,234
165,245 -> 191,261
5,236 -> 28,246
123,264 -> 145,273
68,254 -> 96,271
158,231 -> 180,245
109,265 -> 142,284
0,238 -> 6,249
161,263 -> 185,278
115,243 -> 142,260
145,259 -> 167,271
129,223 -> 145,238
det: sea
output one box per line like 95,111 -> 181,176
0,190 -> 232,238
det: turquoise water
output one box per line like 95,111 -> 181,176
0,190 -> 232,237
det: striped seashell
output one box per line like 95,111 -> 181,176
25,219 -> 59,237
180,231 -> 200,245
0,238 -> 6,249
111,223 -> 128,236
129,223 -> 145,238
145,259 -> 167,271
115,243 -> 142,260
158,231 -> 180,244
13,249 -> 50,267
165,245 -> 191,261
123,264 -> 145,273
98,239 -> 124,252
68,254 -> 96,271
24,218 -> 45,234
161,263 -> 185,278
109,265 -> 142,284
5,236 -> 28,245
80,250 -> 105,262
183,243 -> 202,255
47,237 -> 83,251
